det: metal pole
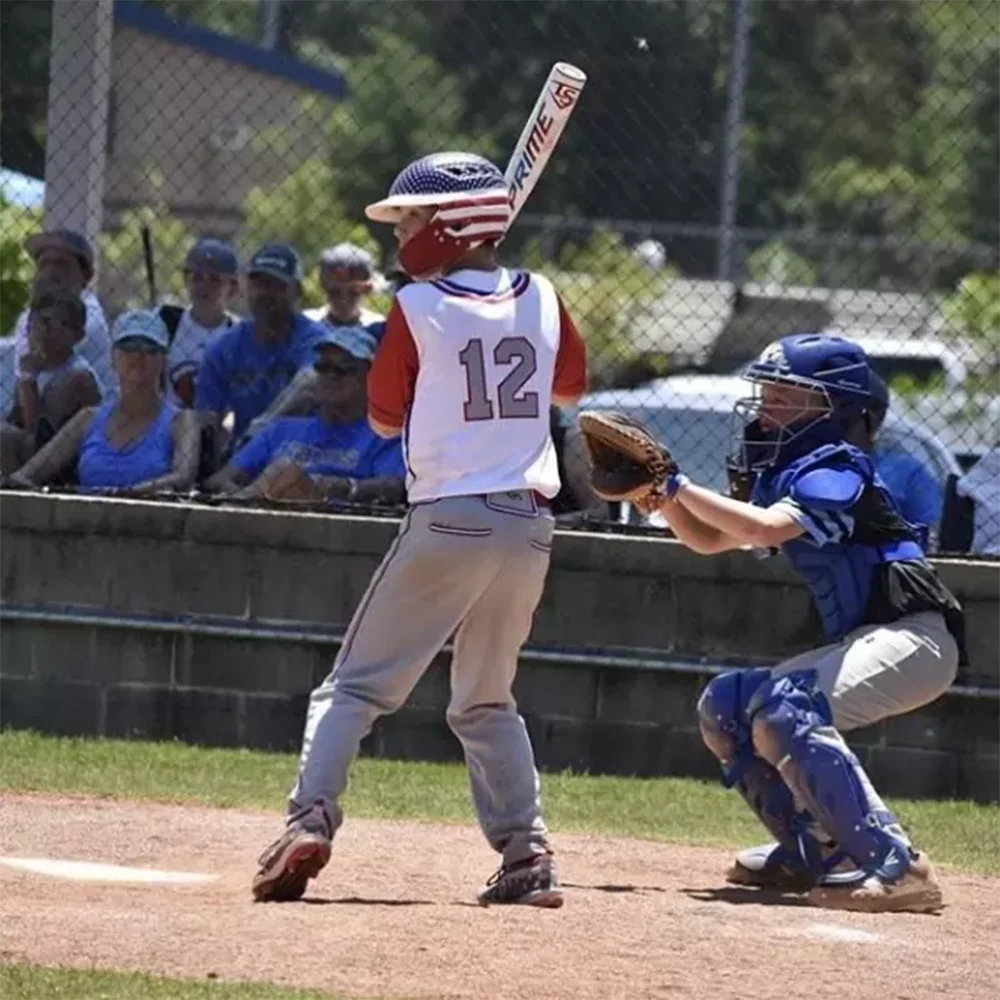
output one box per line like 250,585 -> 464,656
717,0 -> 753,283
260,0 -> 283,50
42,0 -> 114,266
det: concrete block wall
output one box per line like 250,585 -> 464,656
1,493 -> 997,802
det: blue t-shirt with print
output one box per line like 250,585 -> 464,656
194,314 -> 326,441
230,416 -> 406,481
872,446 -> 943,535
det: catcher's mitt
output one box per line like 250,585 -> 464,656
578,410 -> 677,502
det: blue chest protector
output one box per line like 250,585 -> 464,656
752,443 -> 924,641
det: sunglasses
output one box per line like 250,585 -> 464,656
314,360 -> 366,377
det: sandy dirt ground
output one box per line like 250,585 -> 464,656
1,794 -> 997,1000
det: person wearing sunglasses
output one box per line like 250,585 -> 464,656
205,326 -> 404,505
4,310 -> 200,495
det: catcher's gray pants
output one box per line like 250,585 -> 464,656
289,491 -> 555,865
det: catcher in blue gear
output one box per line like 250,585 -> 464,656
640,333 -> 965,914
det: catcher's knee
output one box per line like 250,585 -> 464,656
746,672 -> 834,767
697,668 -> 771,776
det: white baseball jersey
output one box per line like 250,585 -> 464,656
368,267 -> 587,504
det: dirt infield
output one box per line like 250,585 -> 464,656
1,794 -> 997,1000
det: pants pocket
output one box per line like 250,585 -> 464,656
428,522 -> 494,538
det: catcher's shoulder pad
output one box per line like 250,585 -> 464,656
788,466 -> 865,511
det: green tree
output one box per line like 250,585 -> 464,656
0,196 -> 42,335
944,271 -> 1000,349
99,205 -> 197,315
321,27 -> 498,258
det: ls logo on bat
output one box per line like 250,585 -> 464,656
507,106 -> 555,205
551,81 -> 582,111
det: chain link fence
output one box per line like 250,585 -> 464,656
1,0 -> 998,556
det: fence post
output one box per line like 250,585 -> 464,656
42,0 -> 113,264
717,0 -> 753,284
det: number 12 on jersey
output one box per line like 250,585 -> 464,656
459,337 -> 540,421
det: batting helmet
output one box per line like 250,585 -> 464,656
365,152 -> 510,280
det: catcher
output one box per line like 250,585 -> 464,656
579,332 -> 966,914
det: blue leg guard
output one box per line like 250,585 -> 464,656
698,670 -> 826,875
748,670 -> 912,884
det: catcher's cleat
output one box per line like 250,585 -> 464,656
252,801 -> 332,902
477,853 -> 564,908
726,843 -> 821,892
807,851 -> 943,914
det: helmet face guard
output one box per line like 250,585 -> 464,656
728,334 -> 873,474
731,374 -> 834,473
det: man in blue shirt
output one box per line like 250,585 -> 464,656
864,372 -> 943,545
194,244 -> 326,450
206,325 -> 405,506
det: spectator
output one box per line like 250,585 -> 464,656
251,243 -> 387,431
5,310 -> 200,495
11,229 -> 114,394
194,244 -> 326,451
206,326 -> 405,506
1,287 -> 101,475
549,407 -> 610,523
934,447 -> 1000,557
305,243 -> 385,338
158,239 -> 240,408
863,372 -> 944,541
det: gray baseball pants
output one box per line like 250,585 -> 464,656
288,491 -> 555,865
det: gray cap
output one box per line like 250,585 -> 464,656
24,229 -> 95,280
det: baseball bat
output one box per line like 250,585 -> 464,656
504,62 -> 587,228
141,224 -> 158,307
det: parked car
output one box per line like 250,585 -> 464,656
572,374 -> 961,529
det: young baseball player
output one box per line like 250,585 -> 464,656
642,333 -> 965,914
253,152 -> 588,908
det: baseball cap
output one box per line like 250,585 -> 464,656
24,229 -> 95,281
112,309 -> 170,351
319,243 -> 374,281
314,325 -> 378,363
247,244 -> 303,284
185,238 -> 238,276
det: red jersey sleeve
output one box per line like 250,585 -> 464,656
368,300 -> 418,429
553,296 -> 588,399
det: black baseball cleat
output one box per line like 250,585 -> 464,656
252,802 -> 332,902
477,852 -> 564,908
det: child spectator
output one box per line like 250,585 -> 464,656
159,239 -> 240,407
206,326 -> 404,506
6,310 -> 200,495
1,287 -> 101,475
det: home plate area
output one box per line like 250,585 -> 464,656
1,795 -> 996,1000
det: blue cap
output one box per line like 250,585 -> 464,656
112,309 -> 170,351
314,324 -> 378,362
248,244 -> 303,284
185,238 -> 238,275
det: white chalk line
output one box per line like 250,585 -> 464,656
0,855 -> 218,885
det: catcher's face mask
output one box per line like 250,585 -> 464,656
732,377 -> 833,472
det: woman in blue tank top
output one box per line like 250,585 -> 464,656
6,310 -> 201,494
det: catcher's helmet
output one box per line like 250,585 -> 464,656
733,333 -> 873,472
365,152 -> 510,280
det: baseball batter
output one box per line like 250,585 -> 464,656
253,152 -> 587,908
638,333 -> 966,913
